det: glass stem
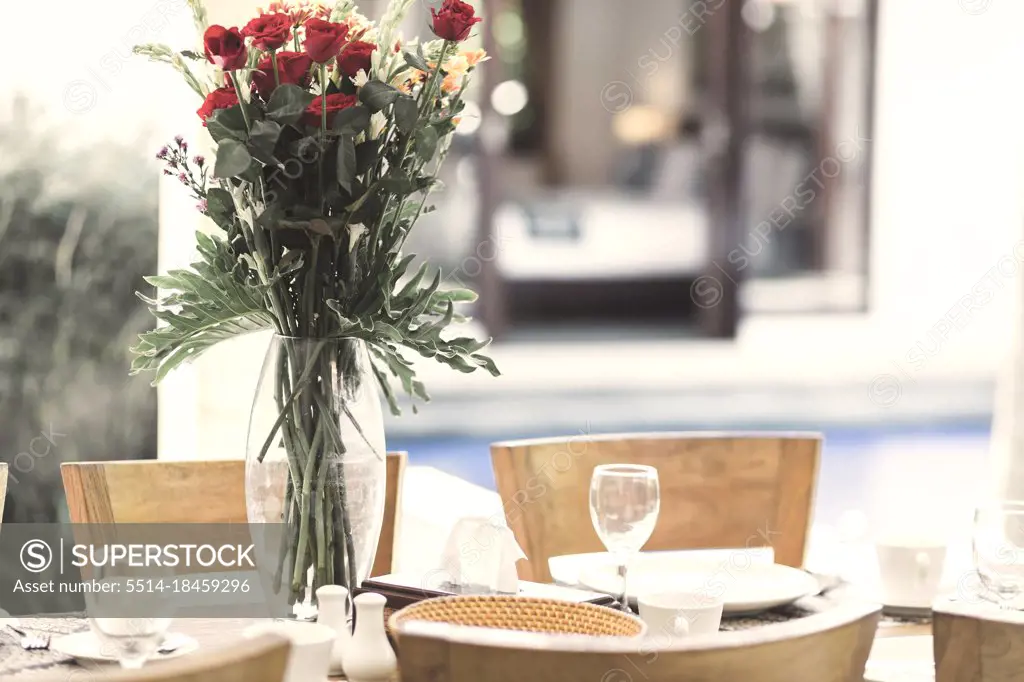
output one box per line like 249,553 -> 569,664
618,561 -> 630,613
119,655 -> 148,669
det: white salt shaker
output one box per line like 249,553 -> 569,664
344,592 -> 397,682
315,585 -> 352,676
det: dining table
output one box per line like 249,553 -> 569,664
0,538 -> 969,681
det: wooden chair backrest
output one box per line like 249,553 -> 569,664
491,432 -> 821,581
0,463 -> 7,521
47,634 -> 290,682
397,600 -> 880,682
61,453 -> 407,576
934,598 -> 1024,681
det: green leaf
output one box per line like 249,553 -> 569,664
143,275 -> 182,289
355,141 -> 379,175
416,175 -> 439,192
379,173 -> 417,195
336,134 -> 357,192
471,353 -> 501,377
206,106 -> 247,143
213,139 -> 253,178
359,81 -> 400,113
248,119 -> 282,155
350,192 -> 383,226
308,218 -> 331,236
413,300 -> 455,342
370,344 -> 431,403
275,249 -> 304,277
130,233 -> 277,384
397,270 -> 441,326
393,96 -> 418,134
332,106 -> 371,134
390,254 -> 417,283
371,359 -> 402,416
205,188 -> 235,227
403,50 -> 429,72
430,286 -> 478,306
255,204 -> 284,231
415,126 -> 439,162
266,83 -> 315,124
396,261 -> 429,301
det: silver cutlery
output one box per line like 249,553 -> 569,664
155,633 -> 190,656
6,624 -> 50,651
157,641 -> 180,655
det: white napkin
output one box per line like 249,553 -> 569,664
437,517 -> 526,594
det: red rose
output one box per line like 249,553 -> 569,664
303,92 -> 358,126
197,87 -> 240,124
336,41 -> 375,79
431,0 -> 482,42
251,51 -> 313,97
241,13 -> 293,51
203,25 -> 248,71
303,18 -> 349,63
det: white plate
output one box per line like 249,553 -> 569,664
52,631 -> 198,664
864,635 -> 934,682
549,548 -> 776,588
574,550 -> 819,614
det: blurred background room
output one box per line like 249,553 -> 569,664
4,0 -> 1024,567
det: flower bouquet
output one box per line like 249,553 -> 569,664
130,0 -> 497,613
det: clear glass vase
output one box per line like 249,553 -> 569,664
245,335 -> 386,619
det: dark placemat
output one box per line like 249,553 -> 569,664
719,602 -> 929,632
1,617 -> 90,677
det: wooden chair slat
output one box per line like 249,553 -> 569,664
61,454 -> 407,577
933,599 -> 1024,682
0,463 -> 7,521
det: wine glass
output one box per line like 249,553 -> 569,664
83,566 -> 176,668
88,617 -> 174,668
972,501 -> 1024,609
589,464 -> 661,612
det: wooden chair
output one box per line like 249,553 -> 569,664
396,599 -> 880,682
61,452 -> 407,577
933,597 -> 1024,681
0,462 -> 7,521
45,633 -> 289,682
491,432 -> 821,582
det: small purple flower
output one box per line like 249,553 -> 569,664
174,135 -> 184,145
193,155 -> 205,166
197,200 -> 208,213
156,146 -> 169,159
177,172 -> 187,183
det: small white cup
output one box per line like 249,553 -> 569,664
637,591 -> 724,638
875,538 -> 947,607
243,621 -> 334,682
